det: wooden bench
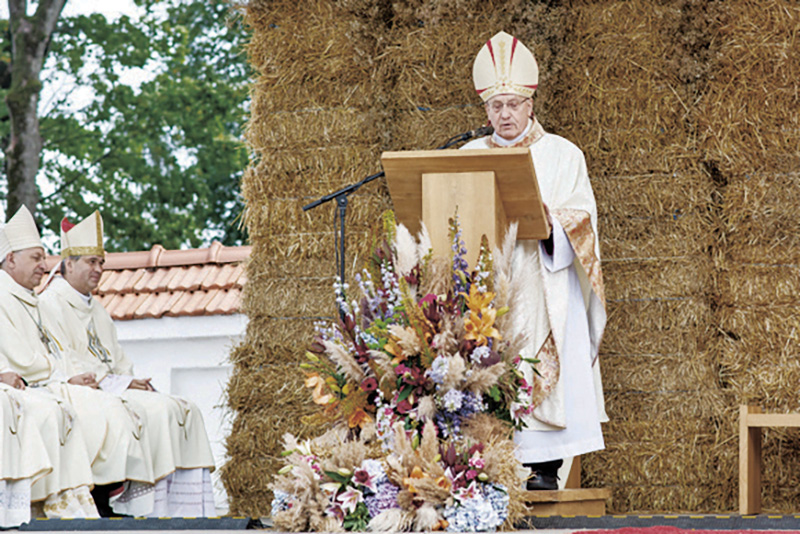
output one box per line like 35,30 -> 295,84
523,456 -> 612,516
739,405 -> 800,514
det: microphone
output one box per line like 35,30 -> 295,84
437,125 -> 495,149
467,125 -> 494,138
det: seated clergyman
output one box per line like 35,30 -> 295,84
39,210 -> 216,518
0,206 -> 150,517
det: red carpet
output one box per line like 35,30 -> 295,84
582,527 -> 800,534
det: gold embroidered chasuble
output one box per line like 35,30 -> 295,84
462,120 -> 607,433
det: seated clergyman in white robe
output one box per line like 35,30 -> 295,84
1,372 -> 98,520
39,211 -> 216,517
0,206 -> 155,517
0,376 -> 52,527
463,32 -> 608,490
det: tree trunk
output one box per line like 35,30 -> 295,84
4,0 -> 66,220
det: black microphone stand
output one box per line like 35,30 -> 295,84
302,130 -> 485,319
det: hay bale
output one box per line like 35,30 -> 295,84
604,257 -> 712,300
600,211 -> 715,259
230,0 -> 800,516
717,263 -> 800,306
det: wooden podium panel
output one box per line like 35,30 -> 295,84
382,148 -> 549,266
421,171 -> 506,268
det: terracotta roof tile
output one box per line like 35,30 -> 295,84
206,288 -> 242,315
40,241 -> 249,321
168,290 -> 209,317
132,268 -> 170,293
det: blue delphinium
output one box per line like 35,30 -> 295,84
435,390 -> 484,438
451,217 -> 470,296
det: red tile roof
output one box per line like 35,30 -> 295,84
42,242 -> 250,321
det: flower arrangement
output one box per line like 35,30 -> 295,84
271,212 -> 538,532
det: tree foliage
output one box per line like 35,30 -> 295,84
1,0 -> 251,251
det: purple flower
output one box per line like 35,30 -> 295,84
363,480 -> 400,518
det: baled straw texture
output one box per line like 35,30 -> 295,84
228,0 -> 800,516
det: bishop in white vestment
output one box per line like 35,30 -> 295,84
39,211 -> 216,517
0,207 -> 155,517
463,32 -> 608,490
0,377 -> 51,527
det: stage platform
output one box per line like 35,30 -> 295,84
12,514 -> 800,532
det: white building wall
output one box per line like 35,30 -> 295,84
114,313 -> 248,515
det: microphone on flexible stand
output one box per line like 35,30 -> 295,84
437,125 -> 494,149
465,125 -> 495,139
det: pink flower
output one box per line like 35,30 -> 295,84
361,377 -> 378,392
396,399 -> 413,414
466,469 -> 477,480
453,481 -> 479,503
326,503 -> 344,521
337,487 -> 363,514
468,453 -> 485,470
353,468 -> 376,492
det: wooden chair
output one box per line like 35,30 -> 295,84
739,405 -> 800,514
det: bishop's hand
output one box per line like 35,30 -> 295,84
68,372 -> 99,389
0,371 -> 25,390
128,378 -> 155,392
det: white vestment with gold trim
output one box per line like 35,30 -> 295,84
0,270 -> 155,515
463,127 -> 608,462
40,277 -> 216,517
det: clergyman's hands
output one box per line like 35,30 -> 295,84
68,372 -> 99,389
0,371 -> 26,390
128,378 -> 155,391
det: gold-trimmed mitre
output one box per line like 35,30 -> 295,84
472,31 -> 538,102
0,206 -> 44,258
61,210 -> 105,258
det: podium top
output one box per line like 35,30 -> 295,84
381,147 -> 549,240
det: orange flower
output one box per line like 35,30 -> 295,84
304,373 -> 333,405
403,465 -> 429,494
384,338 -> 406,365
464,307 -> 501,346
348,408 -> 371,429
464,285 -> 495,315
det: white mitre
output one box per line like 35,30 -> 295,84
61,210 -> 105,258
472,31 -> 539,102
0,205 -> 44,258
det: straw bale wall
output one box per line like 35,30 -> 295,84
225,0 -> 800,516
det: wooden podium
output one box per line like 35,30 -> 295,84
381,148 -> 549,267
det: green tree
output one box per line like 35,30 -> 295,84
2,0 -> 66,220
2,0 -> 250,251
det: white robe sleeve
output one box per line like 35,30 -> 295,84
540,218 -> 575,272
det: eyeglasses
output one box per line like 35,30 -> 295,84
485,98 -> 530,114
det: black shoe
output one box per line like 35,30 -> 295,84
91,483 -> 130,518
526,470 -> 559,490
524,459 -> 563,491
